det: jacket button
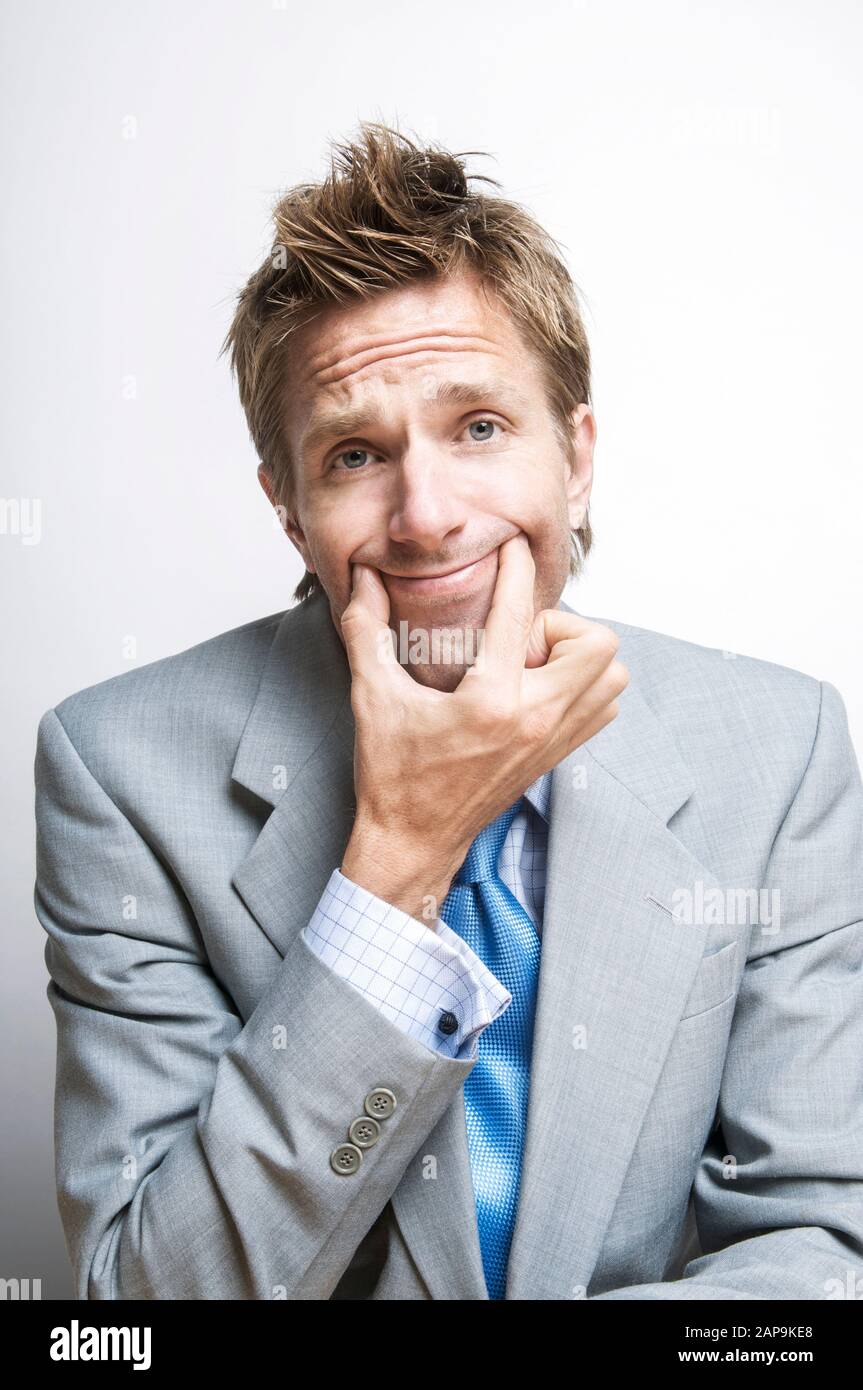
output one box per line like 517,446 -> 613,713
330,1142 -> 363,1175
349,1115 -> 381,1149
438,1010 -> 459,1035
364,1087 -> 397,1120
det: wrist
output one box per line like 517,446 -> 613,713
341,816 -> 466,924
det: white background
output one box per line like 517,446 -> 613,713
2,0 -> 861,1294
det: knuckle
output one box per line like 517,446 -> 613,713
588,624 -> 619,660
608,659 -> 630,693
594,695 -> 617,728
339,602 -> 363,631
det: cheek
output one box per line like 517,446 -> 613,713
512,484 -> 571,561
301,503 -> 370,606
500,452 -> 569,525
518,491 -> 574,602
303,500 -> 359,568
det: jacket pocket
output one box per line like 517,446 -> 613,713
679,939 -> 740,1020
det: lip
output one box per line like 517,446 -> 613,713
381,550 -> 496,597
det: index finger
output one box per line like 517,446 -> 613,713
468,533 -> 536,694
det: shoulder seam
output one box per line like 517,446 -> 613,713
762,679 -> 825,870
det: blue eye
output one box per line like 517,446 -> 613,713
331,420 -> 502,472
467,419 -> 499,442
335,448 -> 373,470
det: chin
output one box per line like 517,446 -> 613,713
403,660 -> 470,693
389,590 -> 493,629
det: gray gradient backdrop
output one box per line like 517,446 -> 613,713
2,0 -> 861,1298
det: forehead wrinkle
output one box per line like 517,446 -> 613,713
306,332 -> 504,389
305,322 -> 496,373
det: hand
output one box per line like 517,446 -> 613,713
338,533 -> 629,918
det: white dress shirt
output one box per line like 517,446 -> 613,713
302,770 -> 552,1061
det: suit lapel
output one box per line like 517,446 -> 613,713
230,592 -> 355,960
506,606 -> 721,1298
229,591 -> 720,1301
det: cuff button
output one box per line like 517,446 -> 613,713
330,1142 -> 363,1175
364,1087 -> 397,1120
349,1115 -> 381,1148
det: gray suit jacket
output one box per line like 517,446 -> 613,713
34,589 -> 863,1300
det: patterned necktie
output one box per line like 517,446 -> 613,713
439,797 -> 542,1300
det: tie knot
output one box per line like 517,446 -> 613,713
454,799 -> 524,886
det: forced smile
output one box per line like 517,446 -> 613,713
379,549 -> 498,598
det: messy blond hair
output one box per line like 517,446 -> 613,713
221,122 -> 593,604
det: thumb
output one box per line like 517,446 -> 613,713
524,608 -> 553,668
339,563 -> 398,681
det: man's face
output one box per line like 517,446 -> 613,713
261,268 -> 594,690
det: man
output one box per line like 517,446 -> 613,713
35,123 -> 863,1301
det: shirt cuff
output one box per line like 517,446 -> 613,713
301,868 -> 511,1059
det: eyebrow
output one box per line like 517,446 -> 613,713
299,378 -> 531,461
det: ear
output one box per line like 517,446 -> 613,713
564,404 -> 595,530
257,464 -> 317,574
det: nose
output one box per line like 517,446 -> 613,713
386,445 -> 469,551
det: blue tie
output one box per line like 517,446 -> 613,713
439,798 -> 541,1300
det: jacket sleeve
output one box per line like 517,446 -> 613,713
302,869 -> 511,1060
591,679 -> 863,1300
34,707 -> 476,1301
